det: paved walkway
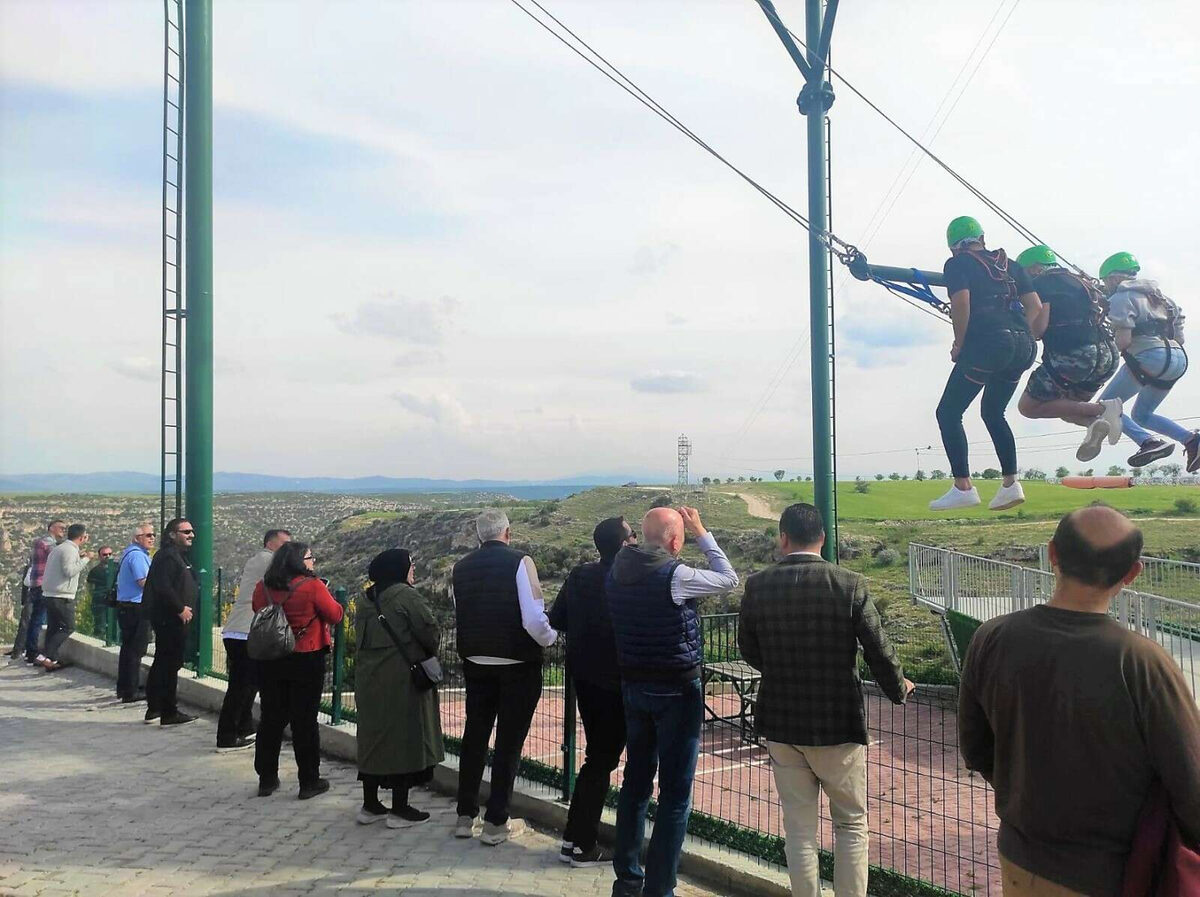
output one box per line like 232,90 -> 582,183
0,663 -> 724,897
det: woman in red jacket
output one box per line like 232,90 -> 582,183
251,541 -> 344,799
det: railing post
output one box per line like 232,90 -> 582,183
331,586 -> 347,725
562,659 -> 577,804
215,566 -> 223,626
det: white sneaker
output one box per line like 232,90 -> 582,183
454,815 -> 479,838
480,818 -> 526,845
1100,398 -> 1124,445
1076,418 -> 1110,462
929,485 -> 981,511
356,807 -> 388,825
988,481 -> 1025,511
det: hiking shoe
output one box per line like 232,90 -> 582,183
1128,438 -> 1175,468
143,709 -> 162,724
1076,418 -> 1110,462
215,737 -> 254,753
387,806 -> 431,828
454,815 -> 480,838
929,485 -> 980,511
160,712 -> 198,726
988,481 -> 1025,511
257,778 -> 280,797
298,778 -> 331,800
356,806 -> 388,825
1185,431 -> 1200,474
1100,398 -> 1124,445
480,818 -> 526,845
569,845 -> 613,868
558,840 -> 575,864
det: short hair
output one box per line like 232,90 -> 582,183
134,522 -> 154,536
263,529 -> 291,548
1052,511 -> 1143,588
66,524 -> 86,541
47,519 -> 65,530
779,503 -> 825,546
476,509 -> 510,542
593,517 -> 629,563
263,541 -> 313,590
164,518 -> 189,537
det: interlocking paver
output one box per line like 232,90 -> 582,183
0,663 -> 724,896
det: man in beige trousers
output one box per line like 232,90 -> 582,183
739,503 -> 913,896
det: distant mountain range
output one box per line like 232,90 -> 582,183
0,471 -> 670,495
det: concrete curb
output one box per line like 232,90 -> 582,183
64,633 -> 791,897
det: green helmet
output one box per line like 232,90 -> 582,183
1099,251 -> 1140,279
1016,245 -> 1057,268
946,216 -> 984,248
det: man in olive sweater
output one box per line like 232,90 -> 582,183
959,506 -> 1200,896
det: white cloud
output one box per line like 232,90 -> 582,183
333,296 -> 460,345
630,370 -> 708,394
108,357 -> 158,382
391,391 -> 472,429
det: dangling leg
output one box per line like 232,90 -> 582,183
932,365 -> 985,509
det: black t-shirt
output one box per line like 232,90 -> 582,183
943,250 -> 1033,308
1033,268 -> 1098,351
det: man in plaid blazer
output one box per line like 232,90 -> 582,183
739,503 -> 912,897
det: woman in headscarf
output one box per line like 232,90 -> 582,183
354,548 -> 444,828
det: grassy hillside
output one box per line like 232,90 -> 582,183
730,479 -> 1199,522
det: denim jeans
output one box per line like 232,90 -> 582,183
612,678 -> 704,897
24,587 -> 47,659
1099,347 -> 1191,446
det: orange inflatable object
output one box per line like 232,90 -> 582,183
1061,475 -> 1134,489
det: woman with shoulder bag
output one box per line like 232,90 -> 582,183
251,541 -> 344,800
354,549 -> 445,828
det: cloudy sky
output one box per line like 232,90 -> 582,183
2,0 -> 1198,481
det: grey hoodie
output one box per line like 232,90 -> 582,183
1107,278 -> 1185,355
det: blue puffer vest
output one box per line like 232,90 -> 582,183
605,546 -> 701,683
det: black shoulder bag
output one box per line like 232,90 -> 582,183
365,588 -> 443,692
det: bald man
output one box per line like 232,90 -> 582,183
958,507 -> 1200,897
606,506 -> 738,897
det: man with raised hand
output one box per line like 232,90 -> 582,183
40,523 -> 94,670
216,528 -> 291,752
606,505 -> 738,897
739,503 -> 912,897
451,509 -> 558,845
959,506 -> 1200,896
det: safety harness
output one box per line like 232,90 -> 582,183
959,249 -> 1036,375
1038,268 -> 1118,391
1118,284 -> 1187,390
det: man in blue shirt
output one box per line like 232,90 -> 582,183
114,523 -> 155,703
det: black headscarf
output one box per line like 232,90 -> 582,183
367,549 -> 412,594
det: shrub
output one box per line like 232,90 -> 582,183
1055,466 -> 1070,478
874,474 -> 885,481
888,472 -> 901,481
854,481 -> 870,494
980,468 -> 1001,480
914,470 -> 926,481
875,548 -> 900,567
1024,468 -> 1047,481
1175,498 -> 1198,515
930,469 -> 947,480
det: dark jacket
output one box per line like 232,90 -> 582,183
452,541 -> 542,663
144,542 -> 197,624
549,559 -> 620,692
606,545 -> 697,683
739,554 -> 906,746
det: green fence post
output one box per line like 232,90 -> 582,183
561,660 -> 577,803
215,566 -> 223,626
331,587 -> 347,725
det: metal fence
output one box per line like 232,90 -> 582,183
1036,545 -> 1200,605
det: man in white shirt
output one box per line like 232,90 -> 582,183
451,509 -> 557,845
40,523 -> 94,671
216,528 -> 291,751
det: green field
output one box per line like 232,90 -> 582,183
734,478 -> 1199,521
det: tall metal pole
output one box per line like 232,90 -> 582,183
801,0 -> 838,561
184,0 -> 214,674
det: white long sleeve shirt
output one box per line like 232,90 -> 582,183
463,555 -> 558,664
669,532 -> 739,604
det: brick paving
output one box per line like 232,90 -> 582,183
0,662 -> 724,897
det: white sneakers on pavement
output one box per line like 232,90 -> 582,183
480,818 -> 526,845
929,485 -> 981,511
454,815 -> 480,838
988,480 -> 1026,511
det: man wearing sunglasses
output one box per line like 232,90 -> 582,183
85,546 -> 118,640
114,523 -> 155,703
143,518 -> 198,726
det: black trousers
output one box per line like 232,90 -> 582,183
116,603 -> 150,699
147,617 -> 186,716
563,677 -> 627,851
456,660 -> 543,825
936,363 -> 1022,479
42,597 -> 76,662
217,638 -> 259,744
255,650 -> 326,787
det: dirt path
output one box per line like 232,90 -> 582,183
727,491 -> 774,520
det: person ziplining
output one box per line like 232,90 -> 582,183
1014,245 -> 1123,462
929,216 -> 1044,512
1093,252 -> 1198,473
